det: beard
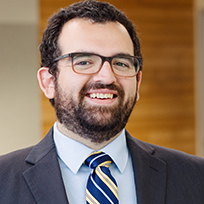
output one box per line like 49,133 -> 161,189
54,81 -> 137,143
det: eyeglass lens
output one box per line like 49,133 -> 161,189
72,53 -> 138,77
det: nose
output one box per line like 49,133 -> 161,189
92,61 -> 117,84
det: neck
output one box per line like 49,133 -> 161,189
57,121 -> 121,150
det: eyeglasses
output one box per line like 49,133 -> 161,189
53,52 -> 141,77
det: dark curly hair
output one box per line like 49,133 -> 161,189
39,0 -> 143,105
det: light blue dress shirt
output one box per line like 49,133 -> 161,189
53,122 -> 137,203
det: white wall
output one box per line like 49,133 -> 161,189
0,0 -> 37,24
0,0 -> 40,154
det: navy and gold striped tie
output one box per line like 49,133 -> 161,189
85,151 -> 119,204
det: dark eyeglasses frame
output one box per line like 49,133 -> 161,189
53,52 -> 142,77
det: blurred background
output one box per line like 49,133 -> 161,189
0,0 -> 203,156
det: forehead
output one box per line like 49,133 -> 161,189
58,18 -> 134,56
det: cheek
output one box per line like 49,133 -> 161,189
120,78 -> 137,100
57,70 -> 91,97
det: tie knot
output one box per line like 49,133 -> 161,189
85,151 -> 112,169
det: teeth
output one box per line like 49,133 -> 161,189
89,93 -> 114,99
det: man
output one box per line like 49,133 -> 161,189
0,0 -> 204,203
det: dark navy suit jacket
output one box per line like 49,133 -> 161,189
1,128 -> 204,204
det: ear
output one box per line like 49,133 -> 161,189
37,67 -> 55,99
136,71 -> 142,101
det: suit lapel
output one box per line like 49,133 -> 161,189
126,131 -> 166,204
23,128 -> 69,204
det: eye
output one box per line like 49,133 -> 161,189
73,55 -> 96,71
115,61 -> 129,67
73,55 -> 94,68
75,60 -> 91,66
113,58 -> 131,70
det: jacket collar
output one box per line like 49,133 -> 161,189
126,130 -> 167,204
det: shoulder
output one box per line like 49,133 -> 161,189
126,131 -> 204,168
126,132 -> 204,194
0,127 -> 55,176
0,146 -> 34,197
0,127 -> 54,170
0,147 -> 33,172
151,142 -> 204,169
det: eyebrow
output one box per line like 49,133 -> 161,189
74,51 -> 135,57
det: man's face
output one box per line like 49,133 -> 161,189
52,18 -> 141,142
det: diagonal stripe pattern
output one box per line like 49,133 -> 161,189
85,151 -> 119,204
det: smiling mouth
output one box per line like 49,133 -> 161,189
88,93 -> 117,99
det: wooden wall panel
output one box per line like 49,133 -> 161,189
39,0 -> 195,154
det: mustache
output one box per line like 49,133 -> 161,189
80,82 -> 124,97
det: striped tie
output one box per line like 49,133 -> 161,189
85,151 -> 119,204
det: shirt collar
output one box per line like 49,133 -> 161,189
53,122 -> 128,174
